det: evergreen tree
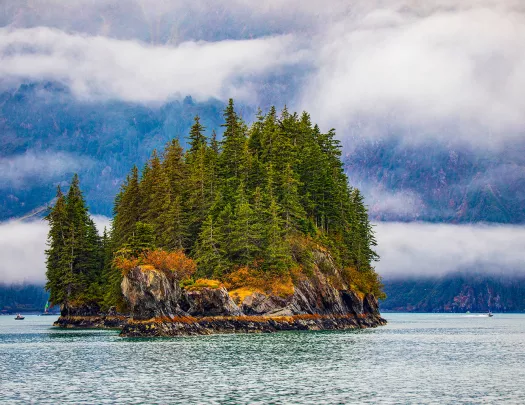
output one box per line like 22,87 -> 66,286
46,101 -> 382,308
194,214 -> 227,278
113,165 -> 141,247
219,99 -> 247,203
45,174 -> 104,306
229,182 -> 263,265
45,186 -> 69,305
185,116 -> 209,248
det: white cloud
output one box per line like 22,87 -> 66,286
366,188 -> 425,220
0,27 -> 306,104
0,216 -> 111,284
2,0 -> 525,145
0,151 -> 93,188
0,220 -> 48,284
374,222 -> 525,278
299,1 -> 525,143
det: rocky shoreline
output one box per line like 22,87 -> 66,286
55,248 -> 387,337
120,313 -> 386,337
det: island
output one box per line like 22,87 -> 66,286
47,100 -> 386,336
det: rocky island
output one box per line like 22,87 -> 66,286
47,100 -> 386,336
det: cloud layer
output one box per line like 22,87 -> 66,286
0,151 -> 93,188
374,222 -> 525,279
0,216 -> 111,284
2,1 -> 524,144
0,27 -> 306,103
301,1 -> 525,143
3,218 -> 524,284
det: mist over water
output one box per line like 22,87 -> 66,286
1,314 -> 524,403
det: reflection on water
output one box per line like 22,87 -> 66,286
1,314 -> 524,404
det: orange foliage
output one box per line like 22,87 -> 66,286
113,256 -> 140,275
142,249 -> 196,280
113,248 -> 197,280
224,266 -> 295,298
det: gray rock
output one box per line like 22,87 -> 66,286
186,287 -> 242,316
121,266 -> 185,320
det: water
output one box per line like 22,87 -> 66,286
1,314 -> 524,404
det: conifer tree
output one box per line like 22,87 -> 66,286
45,186 -> 69,305
185,116 -> 209,247
194,214 -> 226,278
112,165 -> 140,247
219,99 -> 247,203
229,182 -> 263,265
45,174 -> 104,306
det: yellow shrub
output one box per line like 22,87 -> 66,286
184,278 -> 222,291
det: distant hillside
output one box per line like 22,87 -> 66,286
0,82 -> 232,219
381,274 -> 525,313
345,137 -> 525,224
0,284 -> 51,313
2,82 -> 525,224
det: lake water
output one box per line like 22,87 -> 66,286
1,313 -> 524,404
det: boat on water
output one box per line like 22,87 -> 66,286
14,314 -> 25,320
487,311 -> 493,317
40,301 -> 54,316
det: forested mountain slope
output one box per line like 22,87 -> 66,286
2,82 -> 524,224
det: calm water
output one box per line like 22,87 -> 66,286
1,314 -> 524,404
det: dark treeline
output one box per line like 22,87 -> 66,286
46,100 -> 380,310
0,284 -> 51,313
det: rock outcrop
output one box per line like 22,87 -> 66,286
54,248 -> 386,336
119,262 -> 386,337
54,303 -> 127,329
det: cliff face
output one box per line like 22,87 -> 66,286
120,257 -> 386,337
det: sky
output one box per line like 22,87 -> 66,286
0,0 -> 524,283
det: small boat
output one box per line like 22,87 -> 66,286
487,311 -> 493,317
14,314 -> 25,320
41,301 -> 54,316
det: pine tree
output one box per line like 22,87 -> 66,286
280,163 -> 305,231
219,99 -> 247,204
194,214 -> 227,278
141,150 -> 172,245
128,222 -> 156,256
185,116 -> 209,248
162,138 -> 187,197
229,182 -> 263,265
45,186 -> 69,305
45,175 -> 104,307
113,166 -> 140,247
187,115 -> 207,154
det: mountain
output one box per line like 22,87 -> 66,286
381,274 -> 525,313
0,82 -> 233,219
345,137 -> 525,224
0,284 -> 50,313
2,82 -> 525,225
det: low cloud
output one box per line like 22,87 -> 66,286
374,222 -> 525,279
2,1 -> 525,145
0,151 -> 93,188
347,179 -> 426,220
0,216 -> 111,284
0,27 -> 307,104
298,1 -> 525,144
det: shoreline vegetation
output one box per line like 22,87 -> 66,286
45,100 -> 386,336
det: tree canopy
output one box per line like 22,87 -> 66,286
45,100 -> 380,309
